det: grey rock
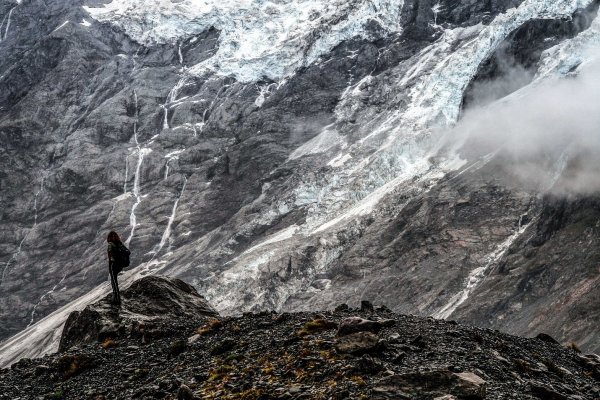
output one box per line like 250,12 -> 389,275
374,370 -> 486,399
360,300 -> 374,312
335,331 -> 380,355
529,382 -> 568,400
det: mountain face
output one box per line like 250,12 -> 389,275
0,0 -> 599,367
1,276 -> 598,399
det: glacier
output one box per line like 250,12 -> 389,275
84,0 -> 406,83
195,0 -> 600,316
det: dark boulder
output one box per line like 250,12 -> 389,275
337,317 -> 383,336
536,333 -> 560,345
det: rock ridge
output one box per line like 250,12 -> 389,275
0,277 -> 598,399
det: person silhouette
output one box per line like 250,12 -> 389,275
106,231 -> 125,306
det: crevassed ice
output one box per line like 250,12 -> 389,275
291,0 -> 599,230
536,9 -> 600,78
403,0 -> 597,130
84,0 -> 405,82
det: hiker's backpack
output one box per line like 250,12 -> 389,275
113,242 -> 131,273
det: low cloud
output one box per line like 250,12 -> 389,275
444,56 -> 600,195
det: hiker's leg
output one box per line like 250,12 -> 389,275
114,270 -> 121,304
109,267 -> 120,304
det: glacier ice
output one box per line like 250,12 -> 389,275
536,8 -> 600,78
84,0 -> 406,82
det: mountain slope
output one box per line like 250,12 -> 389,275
0,0 -> 599,366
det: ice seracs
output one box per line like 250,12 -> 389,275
202,0 -> 599,314
536,9 -> 600,79
84,0 -> 405,83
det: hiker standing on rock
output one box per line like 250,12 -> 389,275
107,231 -> 130,306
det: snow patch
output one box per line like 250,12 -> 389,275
289,125 -> 345,160
53,21 -> 70,33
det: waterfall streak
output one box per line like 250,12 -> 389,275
124,155 -> 129,194
1,7 -> 15,41
0,177 -> 46,285
126,91 -> 152,247
0,237 -> 26,285
433,215 -> 532,320
154,177 -> 188,255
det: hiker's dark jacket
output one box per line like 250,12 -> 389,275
107,242 -> 118,264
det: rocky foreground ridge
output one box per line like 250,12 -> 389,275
0,276 -> 598,400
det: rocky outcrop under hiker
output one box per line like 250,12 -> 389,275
58,276 -> 219,352
1,277 -> 598,399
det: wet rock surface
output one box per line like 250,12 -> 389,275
0,279 -> 598,399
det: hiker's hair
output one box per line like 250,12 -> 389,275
107,231 -> 121,243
